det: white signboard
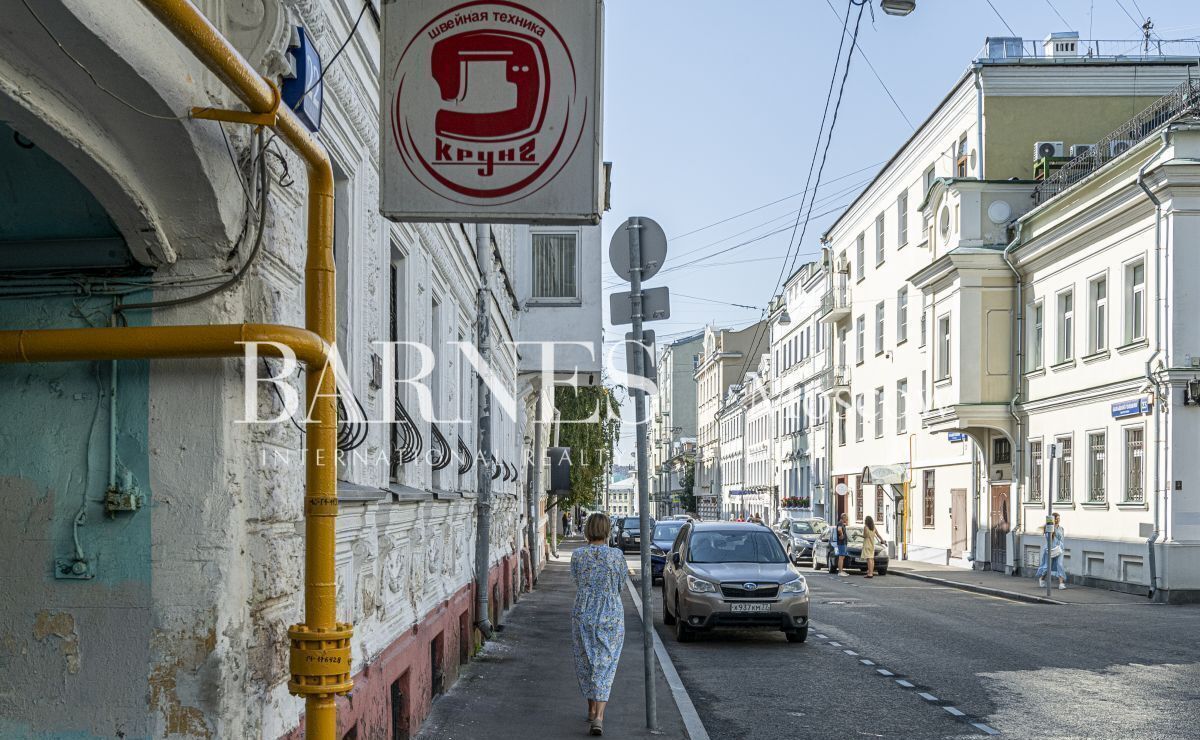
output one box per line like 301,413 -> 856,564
381,0 -> 604,224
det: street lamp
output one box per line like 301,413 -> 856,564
880,0 -> 916,16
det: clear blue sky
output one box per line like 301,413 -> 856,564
601,0 -> 1200,463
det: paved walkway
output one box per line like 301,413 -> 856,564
417,538 -> 690,739
890,561 -> 1154,606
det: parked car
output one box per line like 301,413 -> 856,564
649,520 -> 687,581
614,516 -> 654,551
811,525 -> 889,574
772,517 -> 828,565
661,522 -> 810,644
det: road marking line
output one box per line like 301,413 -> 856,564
876,669 -> 894,676
816,634 -> 828,639
896,679 -> 914,688
972,722 -> 1000,735
918,692 -> 938,702
944,707 -> 965,717
624,578 -> 710,740
843,649 -> 858,655
829,641 -> 842,646
860,659 -> 875,665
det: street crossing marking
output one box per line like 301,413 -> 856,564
815,634 -> 828,639
944,707 -> 965,717
876,668 -> 894,676
829,641 -> 842,646
843,649 -> 859,656
860,659 -> 875,665
972,722 -> 1000,735
918,692 -> 939,702
896,679 -> 915,688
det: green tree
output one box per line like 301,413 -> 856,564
548,385 -> 621,515
679,458 -> 697,515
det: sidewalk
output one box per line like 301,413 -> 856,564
890,561 -> 1154,606
416,538 -> 690,739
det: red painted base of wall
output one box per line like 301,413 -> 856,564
282,554 -> 519,740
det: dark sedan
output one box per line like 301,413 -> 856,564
773,517 -> 827,565
614,516 -> 655,552
650,520 -> 686,581
811,525 -> 889,574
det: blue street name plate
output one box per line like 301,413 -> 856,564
1111,398 -> 1149,418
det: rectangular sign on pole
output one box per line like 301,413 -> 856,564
609,287 -> 671,325
624,329 -> 656,381
380,1 -> 604,224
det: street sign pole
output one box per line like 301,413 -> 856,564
629,217 -> 658,731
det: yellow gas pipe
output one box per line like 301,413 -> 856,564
0,1 -> 348,736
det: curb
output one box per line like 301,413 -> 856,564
891,568 -> 1066,605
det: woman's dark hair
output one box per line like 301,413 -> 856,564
864,515 -> 875,531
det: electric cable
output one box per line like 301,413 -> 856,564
985,0 -> 1019,37
293,1 -> 372,111
1044,0 -> 1073,28
821,0 -> 915,130
118,128 -> 269,312
19,0 -> 188,122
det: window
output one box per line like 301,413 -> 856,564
1030,301 -> 1044,370
897,288 -> 908,344
1029,440 -> 1044,503
856,233 -> 865,280
896,379 -> 907,434
923,470 -> 935,527
955,133 -> 969,177
1126,260 -> 1145,343
876,485 -> 885,521
1087,431 -> 1106,503
993,437 -> 1011,465
920,370 -> 927,411
875,213 -> 886,265
924,165 -> 936,194
1089,276 -> 1108,353
1055,435 -> 1073,502
1057,290 -> 1074,363
1124,426 -> 1144,503
855,476 -> 864,522
531,232 -> 579,301
874,387 -> 884,438
838,405 -> 847,446
897,191 -> 909,247
937,314 -> 951,379
856,316 -> 865,364
855,394 -> 865,442
920,306 -> 927,347
875,302 -> 885,355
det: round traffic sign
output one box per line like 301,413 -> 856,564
609,217 -> 668,282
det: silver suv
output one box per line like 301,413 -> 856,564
662,522 -> 810,643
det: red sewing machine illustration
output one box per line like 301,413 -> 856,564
431,29 -> 550,143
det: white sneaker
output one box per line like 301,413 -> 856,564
1058,583 -> 1067,590
1038,578 -> 1045,587
838,571 -> 849,577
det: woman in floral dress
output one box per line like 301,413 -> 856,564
571,513 -> 626,736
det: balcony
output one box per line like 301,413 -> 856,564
819,286 -> 851,324
820,365 -> 850,396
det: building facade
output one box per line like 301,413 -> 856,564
0,2 -> 600,737
650,331 -> 702,516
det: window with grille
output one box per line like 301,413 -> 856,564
993,437 -> 1011,465
1087,432 -> 1106,503
1124,426 -> 1144,503
531,232 -> 578,301
875,485 -> 885,521
856,477 -> 864,522
1029,440 -> 1043,503
923,470 -> 935,527
1056,436 -> 1073,503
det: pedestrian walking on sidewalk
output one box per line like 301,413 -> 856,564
834,513 -> 850,577
863,516 -> 879,578
571,513 -> 626,736
1037,512 -> 1067,590
563,511 -> 572,538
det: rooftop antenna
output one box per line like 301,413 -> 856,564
1142,17 -> 1153,54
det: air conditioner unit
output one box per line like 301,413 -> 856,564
1110,140 -> 1136,157
835,254 -> 850,273
1070,144 -> 1094,158
1033,141 -> 1064,160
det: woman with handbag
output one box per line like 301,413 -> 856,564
1036,512 -> 1067,590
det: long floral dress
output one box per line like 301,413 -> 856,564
570,543 -> 626,702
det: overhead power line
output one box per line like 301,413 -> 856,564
985,0 -> 1019,36
821,0 -> 915,130
1044,0 -> 1072,28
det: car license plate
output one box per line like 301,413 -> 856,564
729,602 -> 770,613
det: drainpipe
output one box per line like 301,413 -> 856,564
474,223 -> 494,638
1001,220 -> 1024,570
974,65 -> 985,180
0,1 -> 347,735
1137,130 -> 1171,599
529,386 -> 544,583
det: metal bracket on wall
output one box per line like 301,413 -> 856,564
54,557 -> 95,580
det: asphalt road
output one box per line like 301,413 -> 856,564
630,556 -> 1200,740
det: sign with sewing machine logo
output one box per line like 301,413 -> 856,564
382,0 -> 603,224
